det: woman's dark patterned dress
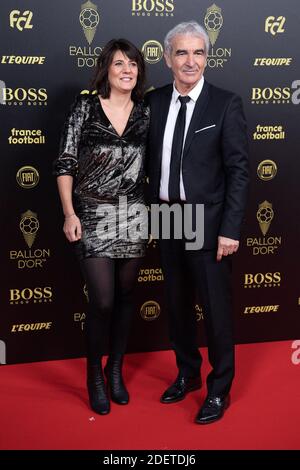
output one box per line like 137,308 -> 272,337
53,94 -> 149,259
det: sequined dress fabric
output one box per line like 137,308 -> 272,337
53,94 -> 149,259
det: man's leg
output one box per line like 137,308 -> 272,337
186,250 -> 234,397
159,237 -> 202,378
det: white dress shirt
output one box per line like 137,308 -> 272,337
159,77 -> 204,201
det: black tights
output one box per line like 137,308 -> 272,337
80,257 -> 141,365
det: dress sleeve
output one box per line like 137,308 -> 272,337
53,95 -> 89,177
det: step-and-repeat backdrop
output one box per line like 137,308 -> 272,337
1,0 -> 299,364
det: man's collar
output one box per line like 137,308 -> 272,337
172,76 -> 204,103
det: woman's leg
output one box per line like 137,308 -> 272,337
80,257 -> 115,414
110,257 -> 142,354
105,257 -> 142,404
80,257 -> 115,364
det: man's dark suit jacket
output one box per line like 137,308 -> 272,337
146,80 -> 249,249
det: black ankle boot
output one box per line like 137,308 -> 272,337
105,354 -> 129,405
87,363 -> 110,415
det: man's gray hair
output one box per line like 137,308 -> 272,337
164,21 -> 210,56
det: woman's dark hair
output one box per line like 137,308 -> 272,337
91,38 -> 146,102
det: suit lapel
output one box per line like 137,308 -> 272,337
183,80 -> 210,159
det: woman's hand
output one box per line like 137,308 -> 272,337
63,214 -> 82,242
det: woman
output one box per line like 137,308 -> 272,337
53,39 -> 149,415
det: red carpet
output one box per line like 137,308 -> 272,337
0,340 -> 299,450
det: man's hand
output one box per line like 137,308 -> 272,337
217,236 -> 239,261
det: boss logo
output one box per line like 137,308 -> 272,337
3,88 -> 47,102
252,87 -> 290,101
244,272 -> 281,287
9,287 -> 52,303
132,0 -> 174,13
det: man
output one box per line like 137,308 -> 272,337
146,21 -> 249,424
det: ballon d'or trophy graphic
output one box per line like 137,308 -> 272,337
257,201 -> 274,236
19,210 -> 39,248
204,4 -> 223,46
79,1 -> 100,45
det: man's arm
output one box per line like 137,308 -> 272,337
219,95 -> 249,238
218,94 -> 249,260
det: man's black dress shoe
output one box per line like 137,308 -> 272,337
160,374 -> 201,404
195,395 -> 230,424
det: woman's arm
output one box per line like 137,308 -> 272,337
57,175 -> 81,242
